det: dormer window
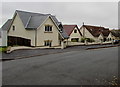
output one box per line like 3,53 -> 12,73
45,25 -> 52,32
74,30 -> 77,33
13,25 -> 15,31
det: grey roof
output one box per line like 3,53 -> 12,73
61,29 -> 69,39
16,10 -> 49,29
51,15 -> 60,26
1,10 -> 68,39
1,19 -> 12,31
26,15 -> 48,29
16,10 -> 68,38
50,15 -> 69,39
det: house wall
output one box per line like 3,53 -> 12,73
8,13 -> 36,46
98,34 -> 104,42
80,27 -> 97,41
68,27 -> 82,41
0,33 -> 1,46
0,31 -> 1,46
107,32 -> 118,40
1,30 -> 7,46
36,17 -> 60,47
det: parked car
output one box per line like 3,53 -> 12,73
113,40 -> 120,44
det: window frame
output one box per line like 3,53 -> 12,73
44,40 -> 52,46
12,25 -> 15,31
45,25 -> 52,32
74,29 -> 77,33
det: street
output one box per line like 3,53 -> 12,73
2,47 -> 118,85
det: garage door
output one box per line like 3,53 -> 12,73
8,36 -> 31,46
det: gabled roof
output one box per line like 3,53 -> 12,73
63,25 -> 82,36
102,29 -> 110,37
25,15 -> 48,29
1,10 -> 69,39
16,10 -> 50,29
110,30 -> 120,37
1,19 -> 12,31
82,25 -> 110,37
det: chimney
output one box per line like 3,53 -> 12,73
83,22 -> 84,25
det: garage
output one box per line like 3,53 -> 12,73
8,36 -> 31,46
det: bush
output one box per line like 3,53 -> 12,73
81,38 -> 86,43
0,46 -> 7,52
81,38 -> 95,43
71,39 -> 77,42
89,38 -> 95,42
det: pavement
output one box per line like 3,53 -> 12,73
2,44 -> 119,61
2,47 -> 118,85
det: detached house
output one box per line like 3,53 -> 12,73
63,25 -> 82,42
107,30 -> 120,41
1,10 -> 68,48
0,30 -> 1,46
80,25 -> 110,42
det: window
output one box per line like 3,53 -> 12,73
74,30 -> 77,33
13,25 -> 15,31
45,25 -> 52,32
110,38 -> 111,41
44,40 -> 52,47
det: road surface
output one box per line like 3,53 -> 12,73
2,47 -> 118,85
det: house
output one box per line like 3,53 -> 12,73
63,25 -> 82,42
80,25 -> 110,42
1,19 -> 12,47
1,10 -> 69,48
107,29 -> 120,41
0,28 -> 8,46
0,30 -> 1,46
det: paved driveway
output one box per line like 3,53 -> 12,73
2,44 -> 118,60
2,45 -> 86,60
2,47 -> 118,85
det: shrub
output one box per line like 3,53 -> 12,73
89,38 -> 95,42
0,46 -> 7,52
81,38 -> 86,43
81,38 -> 95,43
71,39 -> 77,42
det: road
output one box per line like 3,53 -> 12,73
2,47 -> 118,85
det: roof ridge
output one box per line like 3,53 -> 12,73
16,10 -> 50,16
84,25 -> 104,28
64,24 -> 77,26
25,16 -> 32,28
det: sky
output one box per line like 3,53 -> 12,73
1,2 -> 118,29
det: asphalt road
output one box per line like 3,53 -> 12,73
2,47 -> 118,85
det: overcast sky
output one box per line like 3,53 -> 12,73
1,2 -> 118,29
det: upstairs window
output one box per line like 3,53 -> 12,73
45,25 -> 52,32
13,25 -> 15,31
74,30 -> 77,33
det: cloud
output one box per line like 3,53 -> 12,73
1,2 -> 118,29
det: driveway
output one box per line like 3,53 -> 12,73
2,44 -> 118,60
2,45 -> 86,60
2,47 -> 118,85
